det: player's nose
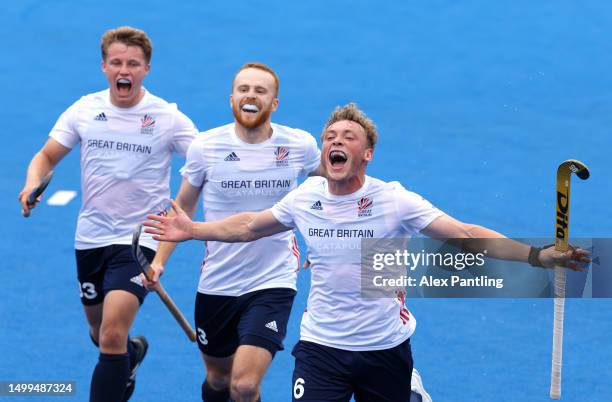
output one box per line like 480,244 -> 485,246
118,63 -> 129,75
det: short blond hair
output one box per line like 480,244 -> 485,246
322,103 -> 378,150
101,26 -> 152,63
233,62 -> 280,96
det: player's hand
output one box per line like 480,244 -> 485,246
18,186 -> 39,217
144,200 -> 193,242
141,262 -> 164,291
539,245 -> 591,270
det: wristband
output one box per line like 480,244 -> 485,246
528,246 -> 544,268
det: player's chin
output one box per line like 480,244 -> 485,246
326,169 -> 348,181
239,113 -> 266,128
326,162 -> 348,177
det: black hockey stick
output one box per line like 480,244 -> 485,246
132,224 -> 196,342
22,170 -> 54,217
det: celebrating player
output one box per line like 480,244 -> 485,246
142,62 -> 322,402
143,103 -> 589,401
18,26 -> 197,402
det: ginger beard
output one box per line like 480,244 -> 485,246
231,98 -> 273,129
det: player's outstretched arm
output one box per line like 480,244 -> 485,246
144,178 -> 201,289
19,138 -> 70,215
144,200 -> 291,243
421,214 -> 589,270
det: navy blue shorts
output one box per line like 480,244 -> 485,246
75,245 -> 154,306
194,288 -> 296,358
291,339 -> 414,402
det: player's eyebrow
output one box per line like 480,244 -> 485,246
327,129 -> 357,136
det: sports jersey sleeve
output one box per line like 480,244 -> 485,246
394,183 -> 444,235
49,100 -> 81,149
270,189 -> 298,229
170,109 -> 198,155
180,138 -> 206,187
301,133 -> 321,176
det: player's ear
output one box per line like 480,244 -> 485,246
364,148 -> 373,162
144,63 -> 151,75
271,97 -> 279,112
229,95 -> 234,109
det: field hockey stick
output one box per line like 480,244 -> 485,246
550,159 -> 589,399
22,171 -> 54,217
132,224 -> 197,342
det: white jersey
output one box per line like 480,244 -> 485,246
181,123 -> 321,296
271,176 -> 443,351
50,89 -> 197,250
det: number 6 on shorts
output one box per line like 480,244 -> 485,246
293,378 -> 305,400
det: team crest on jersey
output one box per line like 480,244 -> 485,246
357,196 -> 373,217
140,114 -> 156,135
274,146 -> 289,167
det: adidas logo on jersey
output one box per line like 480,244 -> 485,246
94,112 -> 107,121
130,275 -> 144,287
265,321 -> 278,332
310,200 -> 323,210
224,152 -> 240,161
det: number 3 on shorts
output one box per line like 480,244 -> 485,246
80,282 -> 97,300
293,378 -> 305,399
197,328 -> 208,345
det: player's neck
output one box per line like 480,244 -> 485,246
234,121 -> 273,144
327,174 -> 366,196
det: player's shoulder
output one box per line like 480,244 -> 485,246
196,123 -> 234,143
366,176 -> 401,192
186,124 -> 233,154
140,90 -> 180,112
296,176 -> 326,194
74,89 -> 108,106
366,177 -> 422,199
271,123 -> 316,143
60,89 -> 107,117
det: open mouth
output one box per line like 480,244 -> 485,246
116,78 -> 132,94
328,150 -> 348,169
241,104 -> 260,113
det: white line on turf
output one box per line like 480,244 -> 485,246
46,190 -> 77,206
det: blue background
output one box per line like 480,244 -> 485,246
1,1 -> 610,401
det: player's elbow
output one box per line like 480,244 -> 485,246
238,228 -> 263,243
236,231 -> 255,242
219,224 -> 257,243
459,223 -> 481,238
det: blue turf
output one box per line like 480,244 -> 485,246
1,1 -> 610,401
